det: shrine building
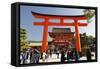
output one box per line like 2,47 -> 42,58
49,28 -> 75,50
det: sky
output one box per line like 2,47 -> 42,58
20,5 -> 95,41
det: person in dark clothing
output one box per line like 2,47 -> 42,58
67,50 -> 71,61
56,50 -> 60,59
50,50 -> 52,58
70,50 -> 74,60
34,49 -> 40,63
74,50 -> 79,61
86,48 -> 91,61
20,49 -> 29,64
61,50 -> 65,62
30,49 -> 40,63
30,49 -> 35,63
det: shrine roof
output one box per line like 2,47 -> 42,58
53,28 -> 71,32
49,32 -> 75,34
49,32 -> 75,38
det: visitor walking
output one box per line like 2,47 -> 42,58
86,48 -> 91,61
73,50 -> 79,61
42,52 -> 47,62
30,49 -> 40,63
61,49 -> 65,62
56,50 -> 60,59
50,50 -> 52,58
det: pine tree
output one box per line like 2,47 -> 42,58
83,9 -> 95,23
20,28 -> 29,51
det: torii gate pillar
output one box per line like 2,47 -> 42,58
74,18 -> 81,52
41,18 -> 48,52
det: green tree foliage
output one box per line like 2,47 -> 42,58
80,33 -> 95,55
20,28 -> 29,50
80,33 -> 94,47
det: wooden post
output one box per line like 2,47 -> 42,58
41,17 -> 48,52
74,18 -> 81,52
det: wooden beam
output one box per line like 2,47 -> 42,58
33,22 -> 88,26
32,11 -> 87,20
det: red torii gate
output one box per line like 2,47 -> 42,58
31,11 -> 88,53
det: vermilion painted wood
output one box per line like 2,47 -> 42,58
32,13 -> 87,20
33,22 -> 87,26
74,18 -> 81,52
41,18 -> 49,52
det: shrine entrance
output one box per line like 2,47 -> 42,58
49,28 -> 75,53
31,11 -> 88,53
